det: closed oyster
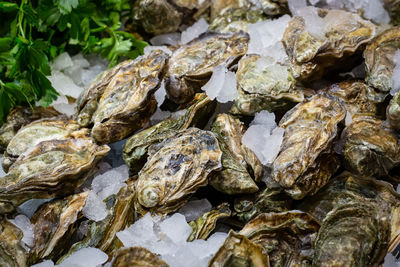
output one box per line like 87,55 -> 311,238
325,80 -> 383,117
165,32 -> 249,104
297,172 -> 400,258
123,93 -> 215,174
234,185 -> 292,223
239,211 -> 320,266
0,136 -> 110,214
2,119 -> 81,173
283,8 -> 377,81
29,192 -> 88,264
339,115 -> 400,179
0,217 -> 28,267
210,113 -> 262,195
231,55 -> 305,116
135,128 -> 222,216
364,26 -> 400,96
60,178 -> 136,259
0,106 -> 61,153
112,247 -> 169,267
271,93 -> 345,199
187,203 -> 231,241
209,8 -> 265,33
297,172 -> 400,266
77,50 -> 169,144
132,0 -> 207,35
208,230 -> 269,267
387,90 -> 400,129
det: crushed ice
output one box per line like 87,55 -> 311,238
391,49 -> 400,96
0,154 -> 5,177
181,18 -> 209,44
242,111 -> 284,165
116,213 -> 228,267
201,65 -> 238,103
150,32 -> 181,46
8,214 -> 34,249
178,199 -> 212,222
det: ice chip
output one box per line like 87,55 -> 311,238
144,46 -> 172,56
391,49 -> 400,96
0,155 -> 5,177
51,94 -> 75,116
288,0 -> 307,15
31,260 -> 55,267
382,252 -> 400,267
51,52 -> 73,71
155,80 -> 167,106
47,71 -> 83,99
159,213 -> 193,243
178,198 -> 212,221
18,198 -> 52,218
181,18 -> 209,44
9,214 -> 34,248
71,53 -> 90,69
58,247 -> 108,267
201,65 -> 238,103
91,165 -> 129,193
150,32 -> 181,46
250,110 -> 277,133
82,191 -> 108,222
345,111 -> 353,126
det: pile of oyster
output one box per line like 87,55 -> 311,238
1,0 -> 400,266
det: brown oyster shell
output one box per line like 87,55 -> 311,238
210,113 -> 262,195
187,203 -> 231,241
29,192 -> 88,264
340,115 -> 400,179
283,8 -> 377,81
0,107 -> 61,153
2,118 -> 81,173
0,217 -> 28,267
271,93 -> 345,199
135,127 -> 222,216
0,136 -> 110,214
364,26 -> 400,96
239,211 -> 320,266
208,230 -> 269,267
387,90 -> 400,130
112,246 -> 169,267
165,32 -> 249,104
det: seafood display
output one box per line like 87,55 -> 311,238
2,0 -> 400,266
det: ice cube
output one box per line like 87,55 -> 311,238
391,49 -> 400,96
91,165 -> 129,193
71,53 -> 90,69
155,80 -> 167,107
31,260 -> 55,267
201,65 -> 238,103
287,0 -> 307,15
178,199 -> 212,221
9,214 -> 34,248
144,46 -> 172,56
57,247 -> 108,267
51,52 -> 73,71
159,213 -> 193,243
382,253 -> 400,267
250,110 -> 277,133
150,32 -> 181,46
82,191 -> 108,222
47,71 -> 83,99
345,111 -> 353,126
0,155 -> 5,177
181,18 -> 209,44
51,95 -> 75,116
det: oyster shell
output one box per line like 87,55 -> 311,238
123,93 -> 215,174
0,136 -> 110,214
0,106 -> 61,153
2,119 -> 81,173
29,192 -> 88,264
187,203 -> 231,241
135,128 -> 222,216
387,90 -> 400,130
339,114 -> 400,179
234,185 -> 292,223
283,8 -> 377,81
271,93 -> 345,199
208,230 -> 269,267
239,211 -> 320,266
165,32 -> 249,104
112,247 -> 169,267
77,50 -> 169,144
209,8 -> 265,33
383,0 -> 400,25
364,26 -> 400,96
0,217 -> 28,267
297,172 -> 400,257
210,113 -> 262,195
231,54 -> 305,116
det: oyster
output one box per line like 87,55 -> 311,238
165,32 -> 249,104
29,192 -> 88,264
231,55 -> 305,116
112,247 -> 169,267
210,113 -> 262,195
339,114 -> 400,179
271,93 -> 345,199
209,8 -> 265,33
0,136 -> 109,214
297,172 -> 400,260
283,8 -> 377,81
234,185 -> 292,223
208,230 -> 269,267
76,50 -> 169,144
60,178 -> 136,259
0,217 -> 28,267
187,203 -> 231,241
135,128 -> 222,216
123,93 -> 215,174
239,211 -> 320,266
0,106 -> 61,153
364,26 -> 400,96
387,90 -> 400,130
2,119 -> 81,173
